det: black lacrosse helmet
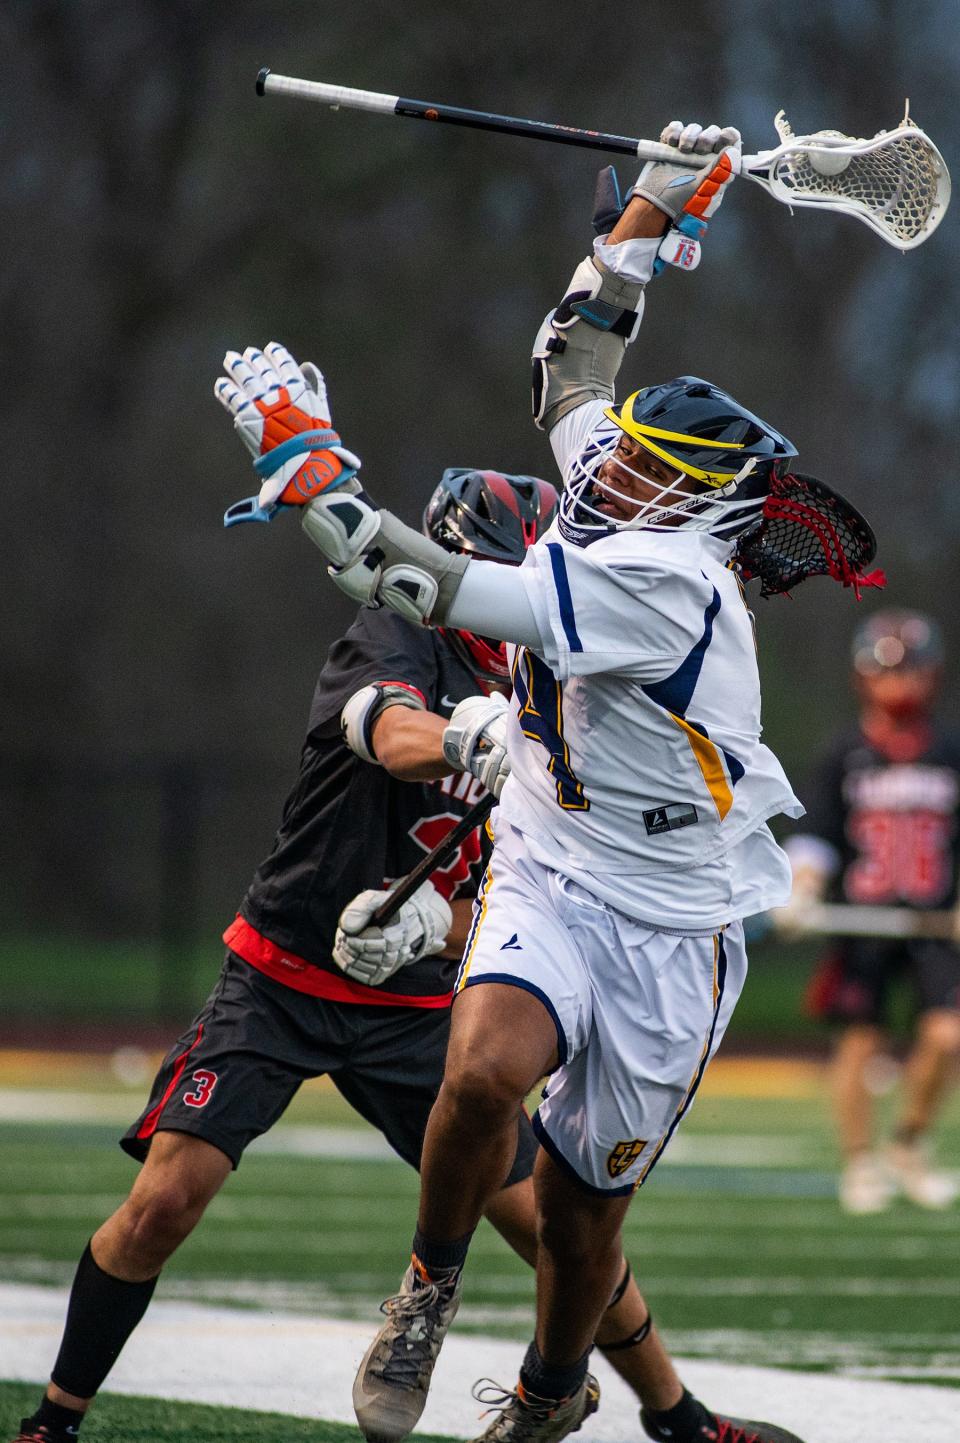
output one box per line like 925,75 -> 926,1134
424,468 -> 559,685
559,376 -> 799,539
605,377 -> 798,486
735,472 -> 884,598
424,468 -> 559,562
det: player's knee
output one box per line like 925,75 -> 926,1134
918,1009 -> 960,1056
440,1054 -> 524,1130
124,1175 -> 210,1255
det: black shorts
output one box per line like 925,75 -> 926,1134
123,951 -> 538,1181
806,938 -> 960,1026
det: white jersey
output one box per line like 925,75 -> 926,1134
494,400 -> 803,931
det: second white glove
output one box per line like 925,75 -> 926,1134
442,693 -> 511,799
333,880 -> 453,987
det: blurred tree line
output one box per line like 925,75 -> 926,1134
0,0 -> 957,963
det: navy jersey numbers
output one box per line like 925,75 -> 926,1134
512,648 -> 588,811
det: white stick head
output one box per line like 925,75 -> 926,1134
748,111 -> 951,250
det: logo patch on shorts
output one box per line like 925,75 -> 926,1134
643,802 -> 699,836
607,1138 -> 647,1178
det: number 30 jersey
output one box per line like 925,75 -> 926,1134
795,726 -> 960,910
495,523 -> 803,931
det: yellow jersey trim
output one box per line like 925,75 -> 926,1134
668,713 -> 734,821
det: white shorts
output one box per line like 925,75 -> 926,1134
455,820 -> 747,1195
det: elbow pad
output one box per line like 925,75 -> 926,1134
341,680 -> 427,764
532,254 -> 646,433
301,495 -> 470,627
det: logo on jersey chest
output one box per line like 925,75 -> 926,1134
643,802 -> 700,836
607,1138 -> 648,1178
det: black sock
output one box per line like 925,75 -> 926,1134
519,1340 -> 590,1402
49,1242 -> 159,1399
411,1225 -> 473,1278
643,1388 -> 713,1441
23,1397 -> 85,1438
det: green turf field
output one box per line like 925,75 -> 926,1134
0,1380 -> 453,1443
1,1063 -> 958,1391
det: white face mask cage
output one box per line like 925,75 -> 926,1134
559,424 -> 768,538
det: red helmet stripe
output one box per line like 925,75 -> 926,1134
479,471 -> 522,518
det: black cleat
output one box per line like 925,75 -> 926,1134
641,1404 -> 806,1443
10,1425 -> 74,1443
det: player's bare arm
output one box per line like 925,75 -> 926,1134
370,704 -> 449,781
353,708 -> 494,960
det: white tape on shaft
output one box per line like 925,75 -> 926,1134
800,903 -> 955,941
262,73 -> 399,114
634,140 -> 712,165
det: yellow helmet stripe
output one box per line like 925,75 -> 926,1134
602,405 -> 739,487
621,394 -> 746,449
632,422 -> 744,448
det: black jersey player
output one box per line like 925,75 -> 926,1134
11,470 -> 694,1443
785,610 -> 960,1214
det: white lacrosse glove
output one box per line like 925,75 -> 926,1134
442,693 -> 511,799
630,121 -> 741,275
333,880 -> 453,987
214,342 -> 362,526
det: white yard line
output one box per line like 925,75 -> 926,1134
0,1283 -> 956,1442
0,1094 -> 825,1167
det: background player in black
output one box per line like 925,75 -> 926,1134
12,470 -> 692,1443
783,610 -> 960,1214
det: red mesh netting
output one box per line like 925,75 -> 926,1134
735,472 -> 885,599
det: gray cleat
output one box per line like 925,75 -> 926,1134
468,1375 -> 600,1443
353,1260 -> 463,1442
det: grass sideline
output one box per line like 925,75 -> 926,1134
0,1380 -> 454,1443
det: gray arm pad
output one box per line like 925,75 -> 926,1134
301,492 -> 542,642
374,511 -> 471,621
368,515 -> 543,645
532,254 -> 646,433
446,561 -> 543,650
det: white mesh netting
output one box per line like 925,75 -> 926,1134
774,130 -> 945,244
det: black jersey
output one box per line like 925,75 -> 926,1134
225,607 -> 490,1004
801,724 -> 960,909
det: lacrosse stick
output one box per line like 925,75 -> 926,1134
776,903 -> 957,942
256,70 -> 950,250
370,793 -> 495,927
734,472 -> 885,599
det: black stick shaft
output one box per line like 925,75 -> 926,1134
392,97 -> 641,155
370,793 -> 495,927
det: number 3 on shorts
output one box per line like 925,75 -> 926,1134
512,649 -> 588,811
183,1069 -> 218,1108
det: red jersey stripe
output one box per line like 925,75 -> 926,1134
223,915 -> 454,1009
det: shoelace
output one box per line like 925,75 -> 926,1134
373,1281 -> 447,1387
712,1422 -> 761,1443
471,1379 -> 568,1438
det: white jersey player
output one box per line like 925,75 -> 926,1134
499,510 -> 799,930
212,118 -> 880,1443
